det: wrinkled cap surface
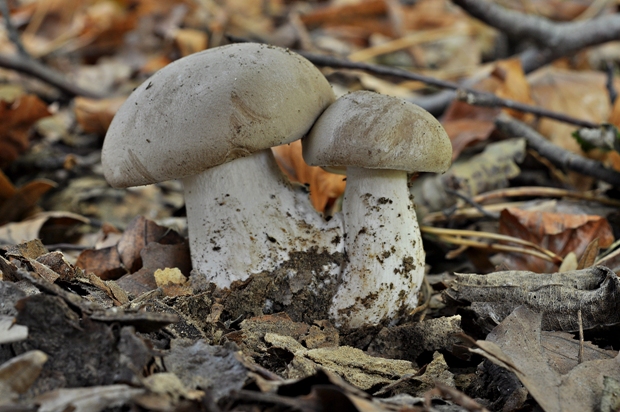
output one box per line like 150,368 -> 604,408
102,43 -> 335,188
303,91 -> 452,173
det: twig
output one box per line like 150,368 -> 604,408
421,225 -> 563,262
417,0 -> 620,110
431,234 -> 558,262
444,188 -> 500,219
298,50 -> 597,128
495,114 -> 620,187
606,61 -> 617,105
472,186 -> 620,207
0,0 -> 28,57
456,89 -> 597,128
452,0 -> 620,51
0,53 -> 102,98
577,309 -> 584,364
422,201 -> 528,223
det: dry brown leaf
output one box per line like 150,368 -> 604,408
472,306 -> 620,412
493,59 -> 535,121
0,95 -> 51,168
0,178 -> 57,226
74,97 -> 126,136
173,28 -> 208,57
529,68 -> 617,162
577,238 -> 600,270
499,208 -> 614,272
75,246 -> 125,280
441,77 -> 501,160
272,141 -> 346,212
0,350 -> 48,404
117,215 -> 186,274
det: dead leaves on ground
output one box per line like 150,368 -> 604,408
468,306 -> 620,412
0,91 -> 50,169
499,207 -> 614,272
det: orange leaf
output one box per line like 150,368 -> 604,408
273,140 -> 346,213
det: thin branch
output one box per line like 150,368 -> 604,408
421,225 -> 563,262
0,53 -> 102,98
297,50 -> 597,128
472,186 -> 620,207
495,114 -> 620,187
444,187 -> 500,219
0,0 -> 28,57
455,89 -> 597,128
453,0 -> 620,72
428,232 -> 559,262
452,0 -> 620,49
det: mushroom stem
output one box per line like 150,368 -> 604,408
330,167 -> 424,328
182,149 -> 343,288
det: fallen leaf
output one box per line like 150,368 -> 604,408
76,246 -> 125,280
0,350 -> 48,404
499,207 -> 614,272
493,59 -> 535,121
0,211 -> 89,246
0,177 -> 57,226
470,306 -> 620,412
272,141 -> 346,212
444,266 -> 620,332
577,238 -> 600,269
74,96 -> 126,136
0,94 -> 51,168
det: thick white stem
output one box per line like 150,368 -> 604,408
330,167 -> 424,328
183,149 -> 343,288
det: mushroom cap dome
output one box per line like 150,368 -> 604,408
102,43 -> 335,188
303,91 -> 452,173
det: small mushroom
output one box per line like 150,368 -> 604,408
102,43 -> 342,288
303,91 -> 452,328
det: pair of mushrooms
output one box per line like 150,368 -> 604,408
102,43 -> 452,329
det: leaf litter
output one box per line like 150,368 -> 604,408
0,0 -> 620,411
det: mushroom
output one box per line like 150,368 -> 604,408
102,43 -> 343,288
303,91 -> 452,328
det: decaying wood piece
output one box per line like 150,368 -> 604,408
444,266 -> 620,332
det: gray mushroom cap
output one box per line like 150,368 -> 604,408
303,91 -> 452,173
102,43 -> 335,188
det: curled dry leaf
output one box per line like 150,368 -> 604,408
470,306 -> 620,412
444,266 -> 620,332
499,207 -> 614,272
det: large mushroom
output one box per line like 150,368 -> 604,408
303,91 -> 452,328
102,43 -> 343,288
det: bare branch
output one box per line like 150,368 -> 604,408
495,114 -> 620,187
0,53 -> 102,98
298,50 -> 598,128
452,0 -> 620,49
